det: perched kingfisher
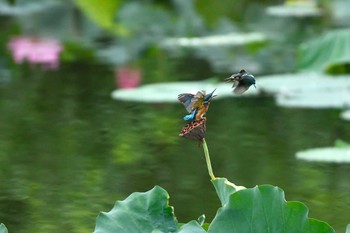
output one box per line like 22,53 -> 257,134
225,69 -> 256,95
178,89 -> 216,121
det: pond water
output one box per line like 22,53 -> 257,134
0,64 -> 350,233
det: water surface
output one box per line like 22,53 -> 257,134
0,64 -> 349,232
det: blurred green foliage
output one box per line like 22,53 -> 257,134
1,0 -> 335,75
60,41 -> 95,63
335,139 -> 350,148
73,0 -> 124,34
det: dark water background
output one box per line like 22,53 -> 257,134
0,64 -> 350,233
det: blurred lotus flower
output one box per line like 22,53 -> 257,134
116,66 -> 142,89
8,36 -> 62,70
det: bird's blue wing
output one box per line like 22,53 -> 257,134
183,109 -> 197,121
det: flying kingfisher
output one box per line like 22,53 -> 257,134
225,69 -> 256,95
178,89 -> 216,121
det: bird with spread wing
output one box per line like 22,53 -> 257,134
178,89 -> 216,121
225,69 -> 256,95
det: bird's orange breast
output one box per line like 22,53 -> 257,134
195,105 -> 209,121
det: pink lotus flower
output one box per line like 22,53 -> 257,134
8,36 -> 62,70
115,66 -> 142,89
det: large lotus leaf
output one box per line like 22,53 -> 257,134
297,29 -> 350,72
93,186 -> 178,233
0,224 -> 8,233
208,184 -> 334,233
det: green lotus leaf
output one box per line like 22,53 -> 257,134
296,147 -> 350,163
212,178 -> 245,206
341,110 -> 350,121
178,221 -> 206,233
93,181 -> 334,233
197,214 -> 205,226
297,29 -> 350,72
93,186 -> 177,233
0,224 -> 8,233
208,184 -> 335,233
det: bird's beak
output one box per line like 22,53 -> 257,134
206,89 -> 217,102
224,74 -> 239,82
210,89 -> 217,99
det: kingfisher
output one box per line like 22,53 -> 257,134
178,89 -> 216,121
225,69 -> 256,95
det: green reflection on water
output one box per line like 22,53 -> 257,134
0,65 -> 350,233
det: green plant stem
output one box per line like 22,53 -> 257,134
202,138 -> 216,180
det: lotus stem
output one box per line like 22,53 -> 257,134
202,138 -> 216,180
